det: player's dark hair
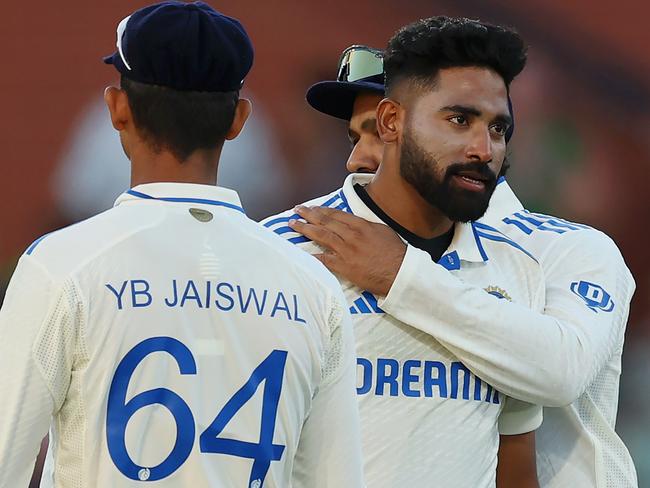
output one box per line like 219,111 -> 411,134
121,76 -> 239,161
384,16 -> 527,94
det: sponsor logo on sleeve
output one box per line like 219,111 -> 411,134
570,281 -> 615,313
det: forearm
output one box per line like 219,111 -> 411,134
379,246 -> 622,406
497,433 -> 539,488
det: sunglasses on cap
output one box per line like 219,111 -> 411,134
336,45 -> 384,82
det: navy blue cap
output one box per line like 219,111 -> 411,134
306,74 -> 384,121
307,67 -> 515,143
103,1 -> 253,92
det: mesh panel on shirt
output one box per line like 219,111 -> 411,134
321,295 -> 345,385
34,280 -> 89,488
53,367 -> 86,488
589,269 -> 637,488
33,280 -> 80,409
563,258 -> 637,487
575,339 -> 638,487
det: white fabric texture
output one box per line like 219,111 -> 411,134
262,174 -> 546,488
0,182 -> 364,488
381,180 -> 637,487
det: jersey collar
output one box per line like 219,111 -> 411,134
114,182 -> 245,214
341,173 -> 487,266
481,178 -> 524,226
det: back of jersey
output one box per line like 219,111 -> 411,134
0,184 -> 362,488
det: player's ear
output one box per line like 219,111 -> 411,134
377,97 -> 402,144
225,98 -> 252,141
104,86 -> 132,131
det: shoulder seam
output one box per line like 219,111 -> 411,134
26,208 -> 167,277
263,189 -> 350,243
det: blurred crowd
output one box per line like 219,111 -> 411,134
2,0 -> 648,484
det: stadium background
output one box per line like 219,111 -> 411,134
1,0 -> 648,485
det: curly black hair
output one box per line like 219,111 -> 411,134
384,16 -> 527,94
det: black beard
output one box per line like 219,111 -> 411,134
399,131 -> 498,223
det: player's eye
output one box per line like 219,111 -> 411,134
449,115 -> 468,126
490,123 -> 508,137
349,137 -> 359,149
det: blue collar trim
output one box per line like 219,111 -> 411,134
126,189 -> 246,214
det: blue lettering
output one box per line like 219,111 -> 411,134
485,384 -> 493,403
131,280 -> 152,308
215,283 -> 235,311
402,360 -> 421,397
293,295 -> 306,324
180,280 -> 203,308
474,376 -> 482,401
450,362 -> 471,400
485,384 -> 500,404
375,358 -> 399,396
357,358 -> 372,395
238,286 -> 269,315
355,357 -> 501,403
106,281 -> 129,310
424,361 -> 447,398
270,292 -> 291,320
205,281 -> 211,309
164,280 -> 179,307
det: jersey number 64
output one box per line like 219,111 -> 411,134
106,337 -> 287,486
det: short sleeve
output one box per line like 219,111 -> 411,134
498,397 -> 543,435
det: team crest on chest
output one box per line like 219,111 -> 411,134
484,285 -> 512,301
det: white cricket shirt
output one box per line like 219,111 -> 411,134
381,178 -> 637,487
0,182 -> 364,488
262,174 -> 545,488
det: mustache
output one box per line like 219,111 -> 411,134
444,162 -> 497,183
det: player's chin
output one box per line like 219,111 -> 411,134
444,193 -> 491,223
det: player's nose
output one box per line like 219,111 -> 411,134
465,127 -> 493,163
346,137 -> 381,174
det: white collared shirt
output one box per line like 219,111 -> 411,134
262,174 -> 546,488
381,178 -> 637,487
0,182 -> 364,488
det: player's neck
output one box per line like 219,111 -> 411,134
365,159 -> 454,239
129,145 -> 222,187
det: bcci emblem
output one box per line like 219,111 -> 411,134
570,281 -> 615,313
485,286 -> 512,301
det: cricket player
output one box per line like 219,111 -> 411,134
0,2 -> 364,487
264,17 -> 544,487
295,31 -> 637,488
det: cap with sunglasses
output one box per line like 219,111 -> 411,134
306,44 -> 516,142
103,1 -> 253,93
306,45 -> 385,121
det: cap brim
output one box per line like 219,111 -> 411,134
103,52 -> 117,64
103,52 -> 130,78
306,80 -> 384,120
